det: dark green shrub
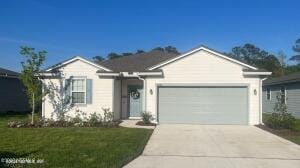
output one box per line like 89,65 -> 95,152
88,112 -> 102,126
141,111 -> 153,124
103,108 -> 113,123
265,112 -> 295,129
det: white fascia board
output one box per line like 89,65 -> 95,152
37,73 -> 61,77
45,56 -> 112,72
137,72 -> 163,76
97,71 -> 163,77
148,46 -> 258,70
96,72 -> 120,77
243,72 -> 272,75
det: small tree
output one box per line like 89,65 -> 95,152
265,92 -> 295,129
19,46 -> 46,124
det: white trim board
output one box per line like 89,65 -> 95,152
45,56 -> 112,72
148,46 -> 258,70
243,72 -> 272,75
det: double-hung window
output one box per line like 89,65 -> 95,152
71,79 -> 86,104
266,88 -> 271,100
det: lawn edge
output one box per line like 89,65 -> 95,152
256,125 -> 300,146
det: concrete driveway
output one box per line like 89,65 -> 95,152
125,124 -> 300,168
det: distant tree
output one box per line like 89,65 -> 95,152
151,46 -> 180,54
122,52 -> 133,56
92,56 -> 105,62
19,46 -> 46,124
277,51 -> 287,68
289,38 -> 300,63
105,46 -> 179,60
164,46 -> 180,54
136,50 -> 145,54
152,47 -> 164,52
107,52 -> 122,59
276,51 -> 287,76
284,64 -> 300,75
227,44 -> 282,77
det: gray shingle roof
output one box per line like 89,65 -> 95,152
263,72 -> 300,85
0,67 -> 19,77
97,50 -> 179,72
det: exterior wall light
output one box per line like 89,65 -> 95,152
254,89 -> 257,95
149,89 -> 153,95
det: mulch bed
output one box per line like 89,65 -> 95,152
256,124 -> 300,136
136,121 -> 156,126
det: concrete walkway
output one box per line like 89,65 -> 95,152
125,124 -> 300,168
119,120 -> 155,129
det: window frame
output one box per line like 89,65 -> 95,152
280,86 -> 286,104
266,88 -> 271,100
70,78 -> 86,104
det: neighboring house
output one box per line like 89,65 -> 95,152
0,67 -> 30,112
40,45 -> 271,125
263,72 -> 300,118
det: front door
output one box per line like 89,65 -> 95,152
128,86 -> 143,117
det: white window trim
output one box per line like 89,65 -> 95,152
280,86 -> 286,104
71,78 -> 87,104
266,88 -> 271,101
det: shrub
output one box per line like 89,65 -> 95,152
265,92 -> 296,129
8,108 -> 120,128
7,120 -> 36,128
265,113 -> 295,129
103,108 -> 113,123
88,112 -> 102,126
141,111 -> 153,124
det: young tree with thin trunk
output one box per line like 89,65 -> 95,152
19,46 -> 46,124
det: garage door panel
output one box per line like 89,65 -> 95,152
158,86 -> 248,125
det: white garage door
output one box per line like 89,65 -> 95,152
158,86 -> 248,125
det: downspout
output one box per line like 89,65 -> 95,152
260,77 -> 268,124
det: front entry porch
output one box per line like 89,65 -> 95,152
114,78 -> 144,120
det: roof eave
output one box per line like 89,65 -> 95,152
96,71 -> 163,77
243,72 -> 272,76
43,56 -> 112,72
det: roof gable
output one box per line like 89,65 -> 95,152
147,45 -> 258,70
43,56 -> 111,72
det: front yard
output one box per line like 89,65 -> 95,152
260,113 -> 300,145
0,114 -> 153,168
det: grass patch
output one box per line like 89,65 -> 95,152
260,113 -> 300,145
0,114 -> 153,168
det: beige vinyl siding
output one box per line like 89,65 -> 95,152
42,60 -> 113,119
145,50 -> 261,125
263,82 -> 300,118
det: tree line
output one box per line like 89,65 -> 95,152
93,38 -> 300,77
92,46 -> 180,62
226,39 -> 300,77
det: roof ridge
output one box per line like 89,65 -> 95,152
99,50 -> 173,63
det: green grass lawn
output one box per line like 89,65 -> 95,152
262,113 -> 300,145
0,114 -> 153,168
